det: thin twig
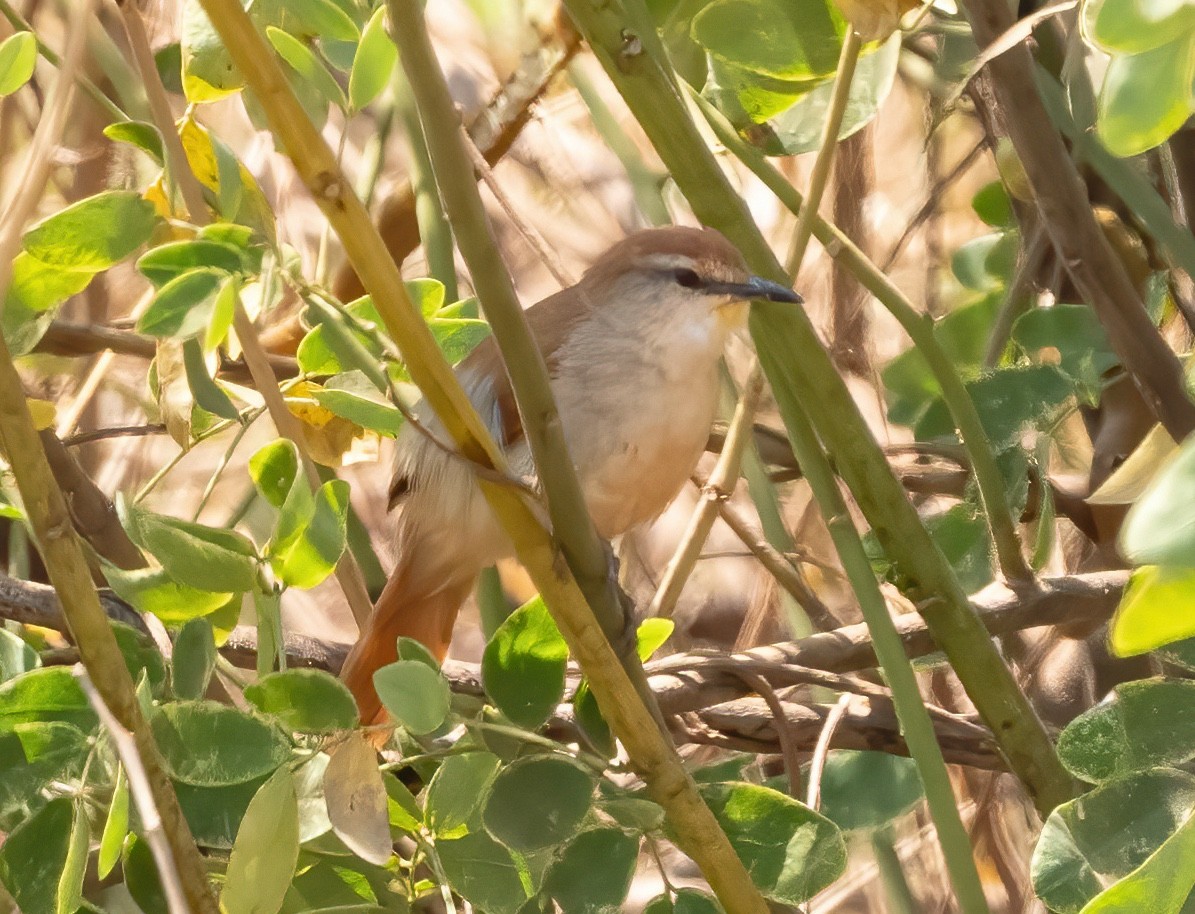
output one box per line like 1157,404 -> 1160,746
62,424 -> 168,447
715,497 -> 838,630
881,140 -> 987,272
463,129 -> 576,289
806,693 -> 852,810
649,370 -> 765,619
75,667 -> 190,914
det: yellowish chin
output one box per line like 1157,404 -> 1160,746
716,299 -> 751,330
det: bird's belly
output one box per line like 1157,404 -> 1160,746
569,371 -> 718,538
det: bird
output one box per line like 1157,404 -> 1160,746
340,226 -> 802,723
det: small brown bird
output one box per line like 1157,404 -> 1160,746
340,226 -> 801,722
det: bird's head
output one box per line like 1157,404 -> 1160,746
580,226 -> 802,330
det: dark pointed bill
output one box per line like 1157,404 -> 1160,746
710,276 -> 803,304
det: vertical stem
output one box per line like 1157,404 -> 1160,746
395,82 -> 458,300
751,353 -> 992,914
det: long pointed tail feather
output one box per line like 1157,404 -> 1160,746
341,559 -> 474,724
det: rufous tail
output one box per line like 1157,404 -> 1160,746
341,559 -> 474,725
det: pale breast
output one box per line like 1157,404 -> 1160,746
551,307 -> 726,538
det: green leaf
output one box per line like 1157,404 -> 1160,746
972,180 -> 1014,228
915,364 -> 1073,451
425,751 -> 502,838
175,776 -> 268,849
137,267 -> 227,338
756,33 -> 900,156
1121,433 -> 1195,567
384,769 -> 423,836
103,121 -> 165,163
57,801 -> 88,914
244,668 -> 359,732
429,316 -> 493,366
545,827 -> 639,914
1030,768 -> 1195,914
951,232 -> 1014,291
23,190 -> 158,271
644,889 -> 723,914
112,621 -> 169,697
0,667 -> 96,732
1013,304 -> 1119,397
372,660 -> 450,734
692,0 -> 843,82
104,563 -> 235,624
1097,34 -> 1195,157
1086,0 -> 1195,54
296,296 -> 387,380
482,596 -> 568,730
0,723 -> 88,832
483,756 -> 595,852
1057,679 -> 1195,782
573,681 -> 614,758
438,831 -> 530,914
137,239 -> 245,287
271,478 -> 351,589
1113,564 -> 1195,656
349,6 -> 397,110
267,26 -> 347,110
1082,811 -> 1195,914
98,764 -> 129,878
0,32 -> 37,97
184,334 -> 242,420
182,0 -> 242,101
222,767 -> 300,914
398,636 -> 442,669
816,751 -> 923,831
409,278 -> 446,317
250,438 -> 301,508
5,250 -> 94,314
313,371 -> 405,436
124,502 -> 258,593
698,782 -> 846,904
636,617 -> 675,660
281,0 -> 361,40
173,617 -> 218,700
0,627 -> 38,682
150,700 -> 291,786
600,795 -> 665,833
922,504 -> 994,595
123,835 -> 167,912
0,797 -> 74,914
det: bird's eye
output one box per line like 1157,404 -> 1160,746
673,268 -> 703,289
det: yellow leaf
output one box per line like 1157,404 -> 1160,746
26,398 -> 55,431
1088,423 -> 1179,505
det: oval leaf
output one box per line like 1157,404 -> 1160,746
23,190 -> 158,271
0,32 -> 37,97
244,668 -> 359,732
373,659 -> 450,735
222,767 -> 300,914
150,700 -> 290,786
699,781 -> 846,904
483,755 -> 595,852
324,733 -> 393,865
482,596 -> 568,730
